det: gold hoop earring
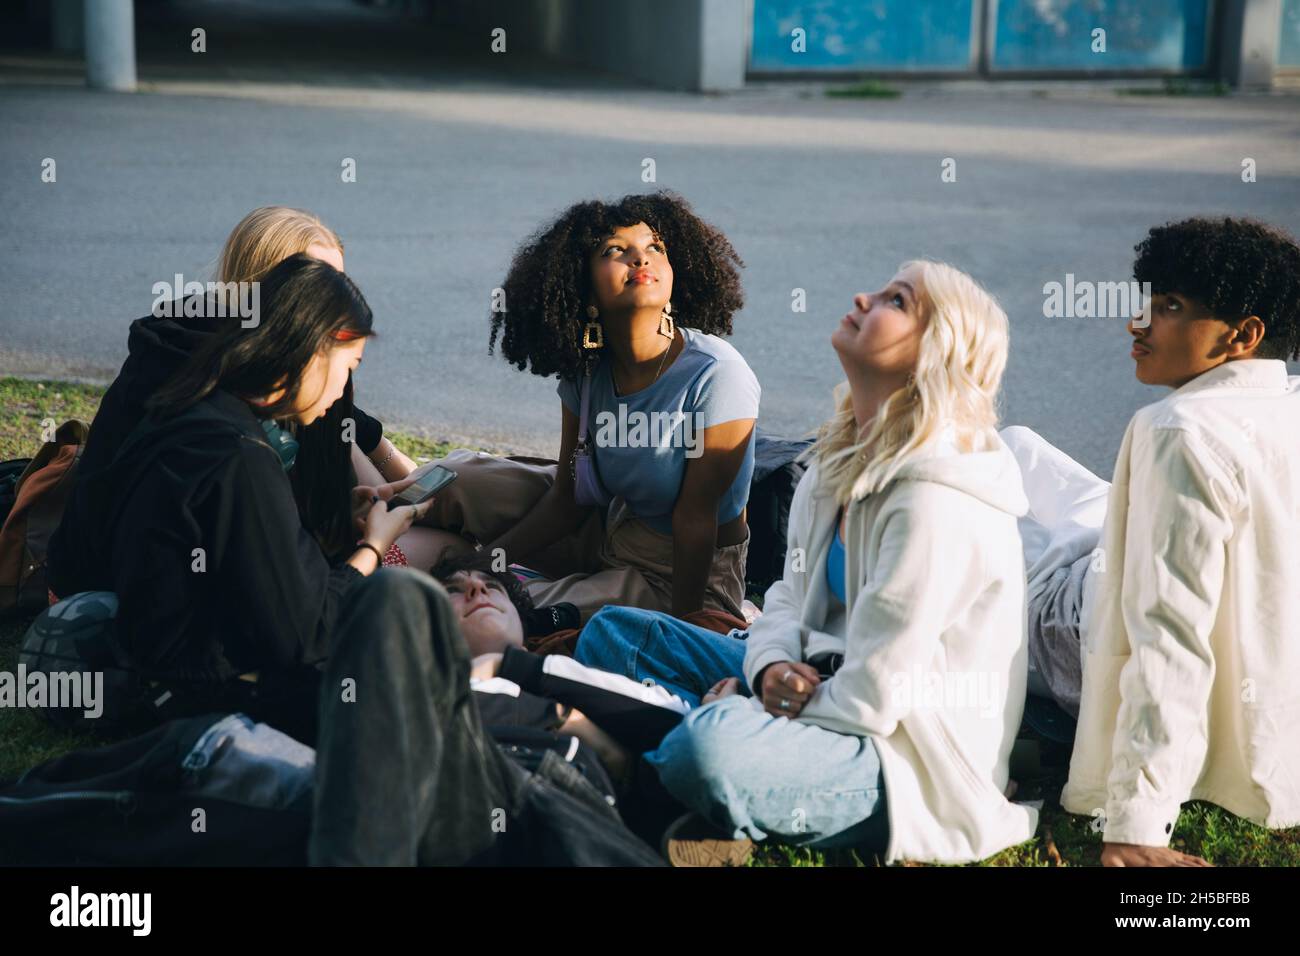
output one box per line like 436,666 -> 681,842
582,320 -> 604,349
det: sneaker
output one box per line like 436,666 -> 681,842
661,812 -> 754,867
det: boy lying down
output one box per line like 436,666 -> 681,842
435,551 -> 718,784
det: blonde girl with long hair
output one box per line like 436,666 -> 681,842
60,206 -> 442,573
216,206 -> 419,486
214,207 -> 457,568
610,260 -> 1038,865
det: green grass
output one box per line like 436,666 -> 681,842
4,376 -> 1299,865
1118,78 -> 1230,97
0,377 -> 105,458
824,79 -> 902,99
744,745 -> 1300,867
0,375 -> 455,469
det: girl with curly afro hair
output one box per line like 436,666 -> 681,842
418,192 -> 762,624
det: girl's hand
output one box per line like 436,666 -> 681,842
702,676 -> 742,705
759,661 -> 821,718
373,474 -> 422,501
351,485 -> 380,537
361,494 -> 431,552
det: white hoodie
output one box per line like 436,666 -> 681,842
744,431 -> 1039,864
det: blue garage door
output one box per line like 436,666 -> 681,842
989,0 -> 1212,72
750,0 -> 1214,74
750,0 -> 976,72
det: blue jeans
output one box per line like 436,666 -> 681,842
574,605 -> 749,707
576,605 -> 888,850
648,696 -> 890,850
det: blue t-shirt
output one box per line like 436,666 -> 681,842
826,514 -> 846,605
557,328 -> 761,534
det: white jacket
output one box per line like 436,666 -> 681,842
1062,360 -> 1300,845
744,432 -> 1038,864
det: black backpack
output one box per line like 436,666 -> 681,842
0,458 -> 32,529
745,431 -> 812,596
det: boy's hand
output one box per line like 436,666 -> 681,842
1101,842 -> 1212,867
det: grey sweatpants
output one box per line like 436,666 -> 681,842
1027,552 -> 1092,717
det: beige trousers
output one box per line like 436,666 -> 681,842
424,450 -> 748,622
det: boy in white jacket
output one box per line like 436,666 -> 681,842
1008,218 -> 1300,867
578,261 -> 1039,865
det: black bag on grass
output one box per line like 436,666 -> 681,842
0,712 -> 313,866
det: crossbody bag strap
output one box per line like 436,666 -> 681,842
577,371 -> 593,447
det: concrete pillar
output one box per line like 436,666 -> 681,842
84,0 -> 137,92
697,0 -> 747,92
1219,0 -> 1280,90
51,0 -> 83,54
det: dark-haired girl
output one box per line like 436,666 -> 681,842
422,192 -> 760,621
48,255 -> 428,743
59,206 -> 436,574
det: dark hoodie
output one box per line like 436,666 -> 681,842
76,308 -> 383,479
49,387 -> 362,687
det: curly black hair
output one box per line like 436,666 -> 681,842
1133,217 -> 1300,360
429,549 -> 535,617
489,191 -> 745,381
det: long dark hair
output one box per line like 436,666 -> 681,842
289,375 -> 362,558
147,253 -> 374,419
147,254 -> 374,557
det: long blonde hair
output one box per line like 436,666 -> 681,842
217,206 -> 343,283
812,260 -> 1009,504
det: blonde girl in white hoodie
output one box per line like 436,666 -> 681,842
634,260 -> 1039,865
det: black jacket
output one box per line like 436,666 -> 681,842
76,306 -> 383,480
49,389 -> 361,684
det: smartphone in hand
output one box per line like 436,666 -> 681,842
387,465 -> 457,510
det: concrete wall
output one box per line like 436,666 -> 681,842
433,0 -> 747,91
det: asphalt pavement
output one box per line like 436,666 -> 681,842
3,0 -> 1298,476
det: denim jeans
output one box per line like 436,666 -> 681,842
577,605 -> 888,850
309,568 -> 661,866
575,605 -> 749,707
647,695 -> 890,851
182,712 -> 316,815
